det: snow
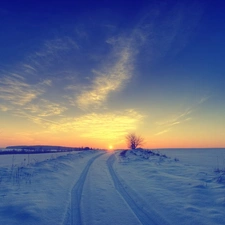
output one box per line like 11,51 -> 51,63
0,148 -> 225,224
115,149 -> 225,225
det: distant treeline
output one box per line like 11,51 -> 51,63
0,145 -> 94,155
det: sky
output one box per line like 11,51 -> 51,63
0,0 -> 225,149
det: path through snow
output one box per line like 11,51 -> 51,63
65,152 -> 171,225
81,153 -> 141,225
107,154 -> 170,225
64,153 -> 104,225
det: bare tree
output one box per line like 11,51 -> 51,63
126,133 -> 144,150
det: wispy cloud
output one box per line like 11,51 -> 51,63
19,113 -> 61,127
33,37 -> 78,59
0,104 -> 11,112
155,128 -> 172,136
46,109 -> 143,141
133,1 -> 205,62
0,35 -> 77,113
156,108 -> 192,127
23,64 -> 37,72
74,1 -> 205,111
0,75 -> 43,106
0,35 -> 83,129
76,45 -> 134,110
23,99 -> 67,117
22,37 -> 79,80
155,96 -> 210,136
0,72 -> 67,119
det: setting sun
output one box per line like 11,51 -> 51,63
108,145 -> 113,150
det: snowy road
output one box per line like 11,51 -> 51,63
64,152 -> 142,225
64,153 -> 105,225
64,152 -> 170,225
107,154 -> 170,225
81,152 -> 141,225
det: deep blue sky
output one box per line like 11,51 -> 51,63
0,0 -> 225,148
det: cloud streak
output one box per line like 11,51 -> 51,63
74,1 -> 205,111
23,99 -> 67,117
155,96 -> 210,136
30,37 -> 79,67
0,75 -> 43,106
0,36 -> 77,118
76,44 -> 134,110
0,72 -> 67,119
132,1 -> 205,63
46,109 -> 143,141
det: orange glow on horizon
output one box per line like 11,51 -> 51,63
108,145 -> 114,151
1,123 -> 225,149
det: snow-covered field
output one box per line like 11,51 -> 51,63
0,148 -> 225,225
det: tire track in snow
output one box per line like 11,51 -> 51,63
107,153 -> 170,225
65,152 -> 105,225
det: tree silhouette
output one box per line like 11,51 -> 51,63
126,133 -> 144,150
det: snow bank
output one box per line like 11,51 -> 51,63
0,150 -> 99,225
114,149 -> 225,225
